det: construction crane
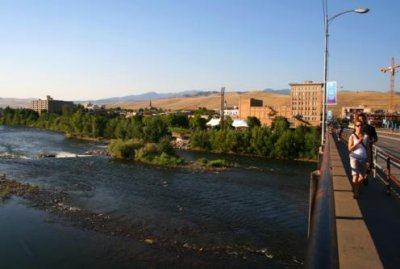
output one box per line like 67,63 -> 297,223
381,57 -> 400,112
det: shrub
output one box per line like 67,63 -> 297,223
27,184 -> 40,193
153,152 -> 185,166
0,187 -> 11,201
134,143 -> 160,162
108,139 -> 144,160
206,159 -> 227,167
195,158 -> 208,165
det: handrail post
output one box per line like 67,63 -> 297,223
373,146 -> 377,179
318,145 -> 325,170
308,170 -> 321,238
386,157 -> 392,195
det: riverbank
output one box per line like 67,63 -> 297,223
0,174 -> 301,266
67,132 -> 316,167
66,133 -> 109,144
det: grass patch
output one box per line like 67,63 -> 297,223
27,184 -> 40,193
153,152 -> 185,166
0,187 -> 12,201
206,159 -> 227,167
195,158 -> 231,168
195,158 -> 208,165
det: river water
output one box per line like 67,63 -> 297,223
0,125 -> 314,268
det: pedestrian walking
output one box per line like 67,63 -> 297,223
348,119 -> 369,199
357,113 -> 378,185
338,123 -> 344,142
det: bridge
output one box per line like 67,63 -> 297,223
306,129 -> 400,269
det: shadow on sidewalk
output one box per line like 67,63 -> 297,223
332,134 -> 400,269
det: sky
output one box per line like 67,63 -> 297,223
0,0 -> 399,100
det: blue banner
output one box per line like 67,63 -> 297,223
326,81 -> 337,105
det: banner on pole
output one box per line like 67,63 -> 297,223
326,81 -> 337,105
327,110 -> 333,123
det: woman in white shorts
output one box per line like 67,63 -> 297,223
348,120 -> 369,199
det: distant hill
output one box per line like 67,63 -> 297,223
110,91 -> 291,111
0,98 -> 32,108
94,88 -> 291,104
94,90 -> 219,104
111,90 -> 398,117
2,90 -> 397,117
263,88 -> 290,95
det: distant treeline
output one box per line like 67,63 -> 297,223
0,107 -> 320,160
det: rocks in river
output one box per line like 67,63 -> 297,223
144,239 -> 156,245
171,138 -> 189,150
37,149 -> 109,159
54,202 -> 81,212
1,174 -> 283,265
38,153 -> 56,158
84,149 -> 109,156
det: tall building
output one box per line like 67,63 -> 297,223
289,81 -> 323,127
239,98 -> 291,126
31,95 -> 75,114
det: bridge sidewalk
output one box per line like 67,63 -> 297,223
329,134 -> 400,269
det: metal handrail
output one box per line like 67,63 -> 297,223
306,136 -> 339,269
373,145 -> 400,194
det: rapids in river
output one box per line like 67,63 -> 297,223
0,125 -> 314,268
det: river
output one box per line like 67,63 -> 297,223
0,125 -> 314,268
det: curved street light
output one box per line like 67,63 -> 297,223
321,7 -> 369,144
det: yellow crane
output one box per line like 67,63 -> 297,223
381,57 -> 400,112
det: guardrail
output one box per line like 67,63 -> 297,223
306,137 -> 338,269
373,146 -> 400,195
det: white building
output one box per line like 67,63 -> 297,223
224,106 -> 240,119
84,102 -> 105,111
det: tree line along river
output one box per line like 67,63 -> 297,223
0,125 -> 314,269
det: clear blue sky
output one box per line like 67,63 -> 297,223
0,0 -> 399,100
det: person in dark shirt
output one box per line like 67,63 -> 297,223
337,123 -> 344,142
357,113 -> 378,185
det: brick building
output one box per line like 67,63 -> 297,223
31,95 -> 75,115
289,81 -> 323,127
239,98 -> 291,126
238,81 -> 323,127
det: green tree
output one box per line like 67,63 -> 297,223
249,126 -> 273,156
166,113 -> 189,128
104,117 -> 120,138
273,129 -> 296,159
108,139 -> 144,160
271,116 -> 290,135
143,116 -> 170,143
219,117 -> 233,130
209,129 -> 237,152
247,116 -> 261,129
189,130 -> 211,150
189,115 -> 207,130
125,115 -> 144,139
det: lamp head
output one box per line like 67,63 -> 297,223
354,8 -> 369,14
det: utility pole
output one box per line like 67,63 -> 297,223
220,87 -> 225,121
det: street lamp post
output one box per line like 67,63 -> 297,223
321,7 -> 369,144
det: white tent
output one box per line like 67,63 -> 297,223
206,118 -> 221,127
232,119 -> 248,128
